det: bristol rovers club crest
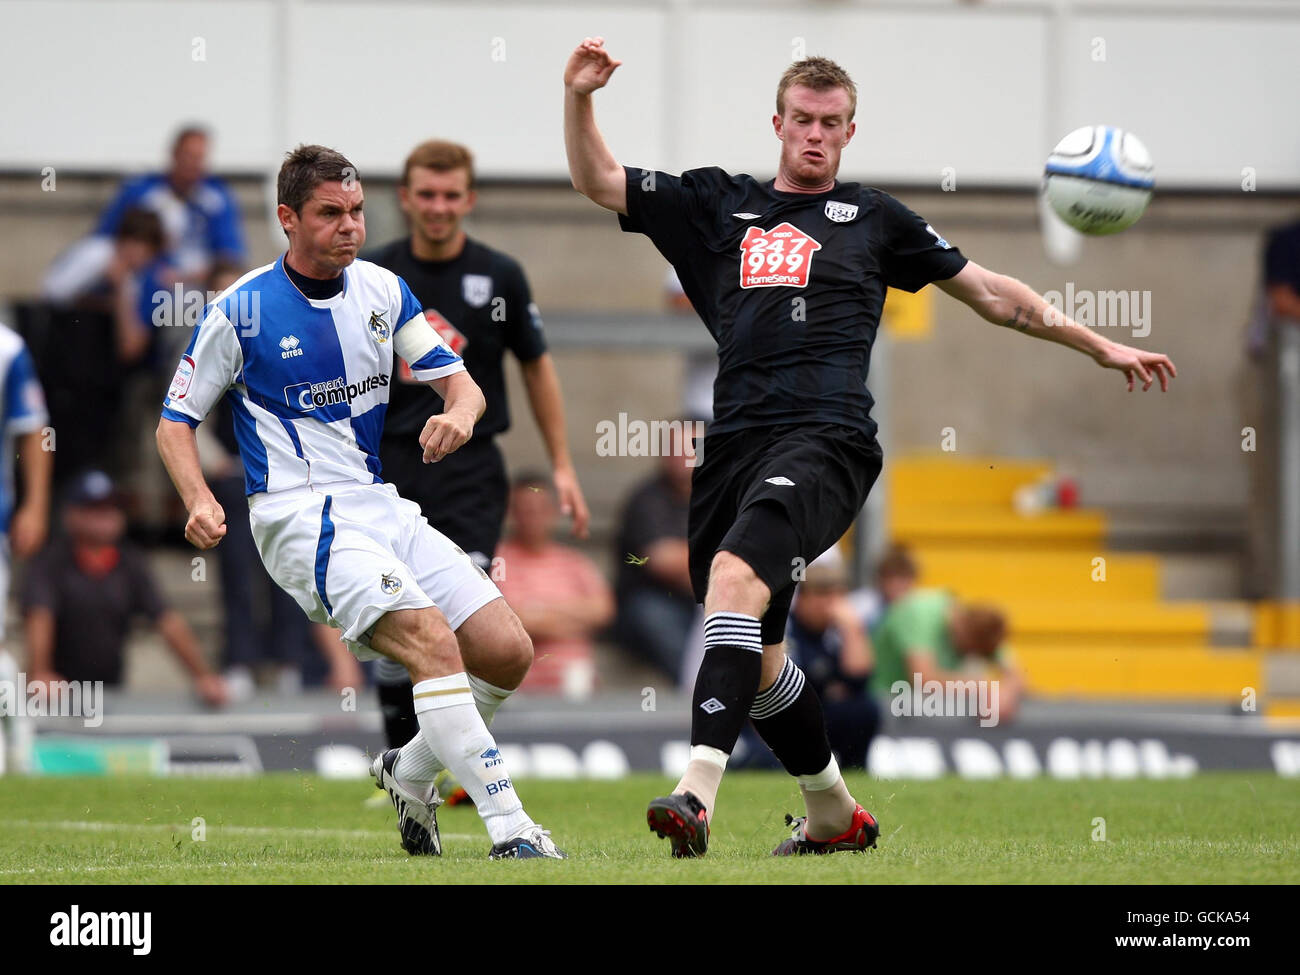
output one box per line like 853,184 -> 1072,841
368,311 -> 390,343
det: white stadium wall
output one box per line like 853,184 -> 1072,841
0,0 -> 1296,188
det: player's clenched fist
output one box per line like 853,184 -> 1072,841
564,36 -> 622,94
420,412 -> 474,463
185,498 -> 227,550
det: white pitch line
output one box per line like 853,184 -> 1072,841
0,857 -> 411,877
0,819 -> 479,841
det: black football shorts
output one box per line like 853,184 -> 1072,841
687,421 -> 883,645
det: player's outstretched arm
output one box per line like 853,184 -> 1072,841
564,36 -> 627,214
156,417 -> 227,549
420,371 -> 486,464
936,261 -> 1176,392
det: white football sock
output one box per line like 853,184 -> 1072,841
411,673 -> 532,845
394,674 -> 514,788
469,674 -> 513,724
799,757 -> 856,840
673,744 -> 729,815
393,733 -> 439,796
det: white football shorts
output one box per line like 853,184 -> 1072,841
248,480 -> 501,661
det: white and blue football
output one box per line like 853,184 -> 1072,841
1043,126 -> 1154,235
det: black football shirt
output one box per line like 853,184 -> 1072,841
619,166 -> 967,438
365,236 -> 547,439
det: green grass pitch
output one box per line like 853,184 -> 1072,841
0,772 -> 1294,884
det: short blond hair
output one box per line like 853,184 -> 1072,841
776,56 -> 857,121
401,140 -> 476,189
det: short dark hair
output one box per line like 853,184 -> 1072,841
114,206 -> 164,251
277,144 -> 358,216
776,56 -> 858,120
171,125 -> 209,154
401,140 -> 476,190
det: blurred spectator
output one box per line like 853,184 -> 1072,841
0,320 -> 51,773
785,548 -> 880,769
198,400 -> 362,699
1261,219 -> 1300,332
496,473 -> 613,697
1243,218 -> 1300,597
104,208 -> 173,370
614,443 -> 698,682
20,210 -> 173,488
20,471 -> 227,706
872,588 -> 1023,722
849,544 -> 920,635
42,126 -> 245,304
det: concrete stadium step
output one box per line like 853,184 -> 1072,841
1013,644 -> 1261,701
891,506 -> 1107,549
1000,600 -> 1212,645
889,455 -> 1052,505
912,547 -> 1161,601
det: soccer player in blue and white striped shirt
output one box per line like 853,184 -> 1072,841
157,145 -> 562,860
0,322 -> 51,774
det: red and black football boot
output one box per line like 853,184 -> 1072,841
646,791 -> 710,858
772,803 -> 879,856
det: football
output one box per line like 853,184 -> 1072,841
1043,125 -> 1155,235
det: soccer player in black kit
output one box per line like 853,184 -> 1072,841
564,37 -> 1176,857
368,140 -> 590,759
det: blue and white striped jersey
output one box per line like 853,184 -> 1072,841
161,256 -> 464,496
0,322 -> 49,531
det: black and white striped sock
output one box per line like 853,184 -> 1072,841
749,654 -> 806,720
749,656 -> 834,776
688,612 -> 763,755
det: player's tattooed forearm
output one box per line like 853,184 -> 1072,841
1001,306 -> 1032,331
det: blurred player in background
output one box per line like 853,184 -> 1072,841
564,36 -> 1176,857
366,140 -> 589,758
157,145 -> 564,859
0,321 -> 50,774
